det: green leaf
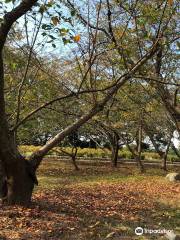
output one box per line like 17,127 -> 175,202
47,39 -> 53,43
41,32 -> 47,37
49,35 -> 56,40
62,38 -> 71,45
59,28 -> 69,36
42,24 -> 52,30
71,10 -> 76,16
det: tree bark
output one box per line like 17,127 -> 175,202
53,147 -> 79,171
171,142 -> 180,159
111,132 -> 119,168
136,118 -> 144,173
71,147 -> 79,171
126,128 -> 144,173
0,50 -> 34,204
72,155 -> 79,171
3,159 -> 37,205
0,53 -> 33,204
144,124 -> 173,171
98,123 -> 120,168
0,129 -> 37,205
0,158 -> 7,200
0,0 -> 38,203
162,137 -> 171,171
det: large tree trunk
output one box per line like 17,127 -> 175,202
0,0 -> 38,205
0,158 -> 7,200
4,158 -> 36,205
0,142 -> 37,205
0,128 -> 37,204
0,49 -> 37,205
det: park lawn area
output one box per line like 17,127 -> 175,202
0,160 -> 180,240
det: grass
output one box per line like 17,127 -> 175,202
36,159 -> 178,188
0,159 -> 180,240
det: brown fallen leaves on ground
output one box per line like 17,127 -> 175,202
0,165 -> 179,240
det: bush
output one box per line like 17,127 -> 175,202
144,152 -> 160,160
19,145 -> 179,162
168,154 -> 180,162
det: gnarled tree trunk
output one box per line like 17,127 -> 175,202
0,49 -> 35,204
3,158 -> 37,205
0,136 -> 38,205
0,0 -> 38,205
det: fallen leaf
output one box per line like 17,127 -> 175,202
106,232 -> 116,238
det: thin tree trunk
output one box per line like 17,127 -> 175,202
71,147 -> 79,171
136,120 -> 144,173
111,133 -> 119,168
171,142 -> 180,159
144,123 -> 173,171
111,144 -> 118,167
54,147 -> 79,171
143,125 -> 164,159
72,155 -> 79,171
162,138 -> 171,171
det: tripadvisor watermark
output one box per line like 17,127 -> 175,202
135,227 -> 173,236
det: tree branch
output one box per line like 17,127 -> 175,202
0,0 -> 37,50
29,39 -> 159,170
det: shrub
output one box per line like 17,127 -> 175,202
19,145 -> 179,162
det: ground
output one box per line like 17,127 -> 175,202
0,160 -> 180,240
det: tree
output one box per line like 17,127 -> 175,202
0,0 -> 172,205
